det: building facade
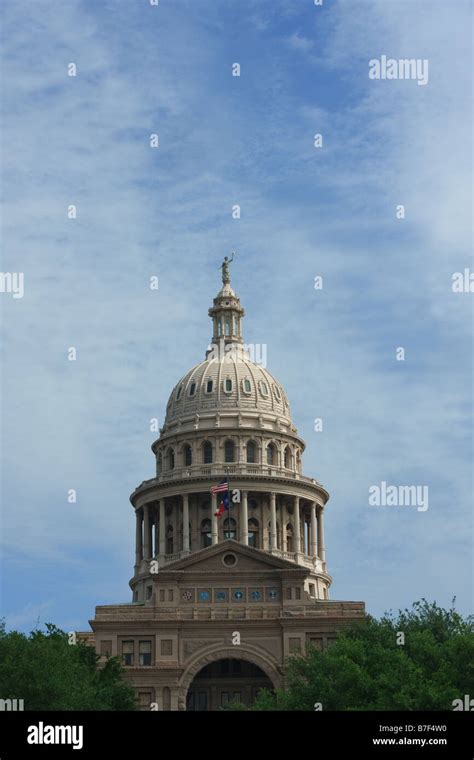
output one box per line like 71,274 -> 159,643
85,264 -> 365,711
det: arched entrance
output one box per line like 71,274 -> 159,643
186,658 -> 274,711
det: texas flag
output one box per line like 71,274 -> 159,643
214,490 -> 230,518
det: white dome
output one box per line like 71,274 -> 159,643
164,353 -> 292,426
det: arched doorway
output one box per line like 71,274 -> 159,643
186,658 -> 274,711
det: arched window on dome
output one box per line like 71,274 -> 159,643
286,524 -> 293,552
201,519 -> 212,548
242,378 -> 252,394
189,382 -> 197,397
166,448 -> 175,470
259,380 -> 269,397
266,443 -> 276,466
224,378 -> 233,393
206,379 -> 213,393
224,439 -> 235,463
166,525 -> 174,554
246,440 -> 257,464
284,446 -> 291,469
176,385 -> 183,401
183,444 -> 192,467
203,441 -> 213,464
248,518 -> 259,548
223,517 -> 236,540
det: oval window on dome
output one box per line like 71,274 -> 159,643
273,384 -> 281,400
176,385 -> 183,400
189,382 -> 196,397
224,378 -> 232,393
259,380 -> 269,397
242,378 -> 251,394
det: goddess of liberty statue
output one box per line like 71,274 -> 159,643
220,251 -> 235,285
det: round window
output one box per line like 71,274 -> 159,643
222,553 -> 237,567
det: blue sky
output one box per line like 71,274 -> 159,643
0,0 -> 472,632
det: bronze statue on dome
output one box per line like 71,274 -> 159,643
220,251 -> 235,284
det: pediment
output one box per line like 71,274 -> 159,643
159,541 -> 305,575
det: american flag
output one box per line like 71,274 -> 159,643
210,480 -> 229,495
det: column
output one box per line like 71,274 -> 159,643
310,502 -> 318,558
270,492 -> 277,551
293,496 -> 301,556
281,503 -> 287,552
154,506 -> 159,557
317,507 -> 326,562
143,504 -> 151,560
211,493 -> 218,545
240,491 -> 248,545
182,493 -> 190,553
172,503 -> 178,553
192,499 -> 199,549
261,500 -> 268,551
159,499 -> 166,556
135,508 -> 143,565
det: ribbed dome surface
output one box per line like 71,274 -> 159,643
164,353 -> 291,424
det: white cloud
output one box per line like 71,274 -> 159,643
287,31 -> 314,52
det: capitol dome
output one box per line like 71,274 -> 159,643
160,275 -> 296,436
128,256 -> 331,619
164,355 -> 292,426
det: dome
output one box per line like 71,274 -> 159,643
164,353 -> 292,426
158,258 -> 299,438
162,260 -> 293,429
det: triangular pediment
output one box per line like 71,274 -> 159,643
158,541 -> 306,575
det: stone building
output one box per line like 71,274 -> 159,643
84,264 -> 365,711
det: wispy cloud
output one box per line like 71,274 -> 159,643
287,31 -> 314,52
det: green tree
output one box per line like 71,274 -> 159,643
234,600 -> 474,711
0,621 -> 137,710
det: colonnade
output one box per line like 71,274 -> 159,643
134,491 -> 326,567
